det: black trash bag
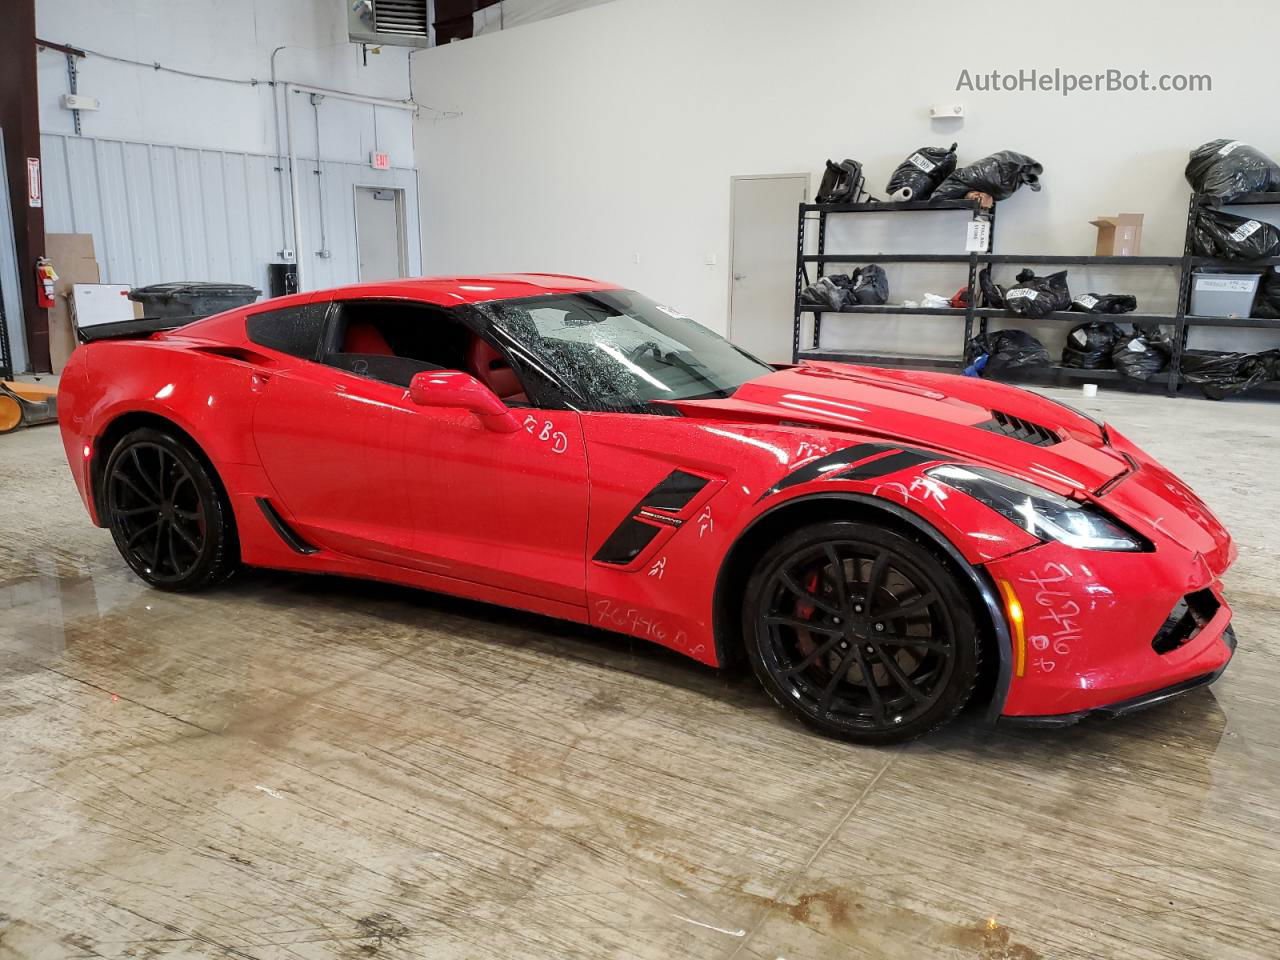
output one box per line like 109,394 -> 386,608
799,276 -> 847,311
850,264 -> 888,304
970,329 -> 1051,376
1251,268 -> 1280,318
1192,208 -> 1280,260
1111,328 -> 1172,381
1062,321 -> 1123,369
1185,140 -> 1280,201
816,159 -> 868,203
1003,269 -> 1071,319
978,266 -> 1004,308
1070,292 -> 1137,314
885,143 -> 958,201
1180,349 -> 1280,399
931,151 -> 1043,201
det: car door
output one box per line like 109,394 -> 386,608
252,293 -> 591,608
250,296 -> 424,568
406,402 -> 589,609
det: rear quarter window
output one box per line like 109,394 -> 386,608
245,302 -> 329,359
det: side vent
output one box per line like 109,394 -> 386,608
593,470 -> 715,567
977,411 -> 1061,447
257,498 -> 319,554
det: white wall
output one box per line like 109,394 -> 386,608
411,0 -> 1280,356
33,0 -> 422,302
36,0 -> 415,165
39,133 -> 421,295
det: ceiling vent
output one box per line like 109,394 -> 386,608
348,0 -> 431,48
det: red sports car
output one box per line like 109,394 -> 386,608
57,274 -> 1237,743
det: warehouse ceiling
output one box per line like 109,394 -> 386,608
432,0 -> 619,44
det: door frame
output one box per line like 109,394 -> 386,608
726,172 -> 810,347
352,184 -> 408,281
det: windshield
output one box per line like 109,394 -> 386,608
476,290 -> 774,412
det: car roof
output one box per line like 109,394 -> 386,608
311,273 -> 623,307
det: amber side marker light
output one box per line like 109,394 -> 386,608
997,579 -> 1027,677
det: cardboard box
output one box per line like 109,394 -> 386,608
1090,213 -> 1144,257
45,234 -> 100,373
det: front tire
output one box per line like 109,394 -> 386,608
103,427 -> 238,591
742,521 -> 979,745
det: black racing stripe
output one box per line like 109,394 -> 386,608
756,443 -> 893,502
593,518 -> 662,565
641,470 -> 710,511
834,448 -> 939,481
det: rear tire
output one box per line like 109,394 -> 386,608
103,427 -> 239,591
742,520 -> 979,745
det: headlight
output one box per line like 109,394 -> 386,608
926,464 -> 1147,552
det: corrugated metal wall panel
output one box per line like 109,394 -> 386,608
94,139 -> 136,285
40,133 -> 422,296
148,144 -> 186,282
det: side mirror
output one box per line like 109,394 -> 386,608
408,370 -> 520,433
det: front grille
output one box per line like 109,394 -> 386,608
977,410 -> 1061,447
1152,589 -> 1220,654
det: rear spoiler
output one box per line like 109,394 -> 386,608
76,314 -> 202,343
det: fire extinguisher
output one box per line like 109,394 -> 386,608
36,257 -> 58,309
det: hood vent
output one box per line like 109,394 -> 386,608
978,410 -> 1061,447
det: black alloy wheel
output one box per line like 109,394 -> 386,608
104,428 -> 238,590
743,521 -> 979,744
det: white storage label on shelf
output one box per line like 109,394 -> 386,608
1228,220 -> 1262,242
1195,276 -> 1257,293
1006,287 -> 1038,301
1074,294 -> 1100,310
965,218 -> 990,252
1217,140 -> 1246,156
907,153 -> 936,173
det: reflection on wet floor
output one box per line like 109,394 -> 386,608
2,389 -> 1280,960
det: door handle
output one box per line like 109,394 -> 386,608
733,273 -> 747,281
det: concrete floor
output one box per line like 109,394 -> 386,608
1,387 -> 1278,960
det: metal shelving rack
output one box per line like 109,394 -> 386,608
1173,192 -> 1280,394
793,191 -> 1280,397
792,197 -> 992,370
0,276 -> 13,381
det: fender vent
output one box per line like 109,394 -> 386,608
978,411 -> 1061,447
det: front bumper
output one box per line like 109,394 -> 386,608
985,533 -> 1236,719
1000,626 -> 1236,728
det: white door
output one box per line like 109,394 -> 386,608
355,187 -> 406,281
729,174 -> 808,363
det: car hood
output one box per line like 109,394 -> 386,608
672,362 -> 1128,496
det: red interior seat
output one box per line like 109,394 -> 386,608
344,322 -> 394,355
468,337 -> 526,403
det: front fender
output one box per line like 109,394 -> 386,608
720,488 -> 1022,722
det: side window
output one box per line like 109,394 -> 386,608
245,302 -> 329,359
321,300 -> 507,393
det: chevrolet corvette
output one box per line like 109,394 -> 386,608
57,274 -> 1237,743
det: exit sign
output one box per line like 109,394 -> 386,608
370,151 -> 391,170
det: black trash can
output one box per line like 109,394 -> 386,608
128,282 -> 262,321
